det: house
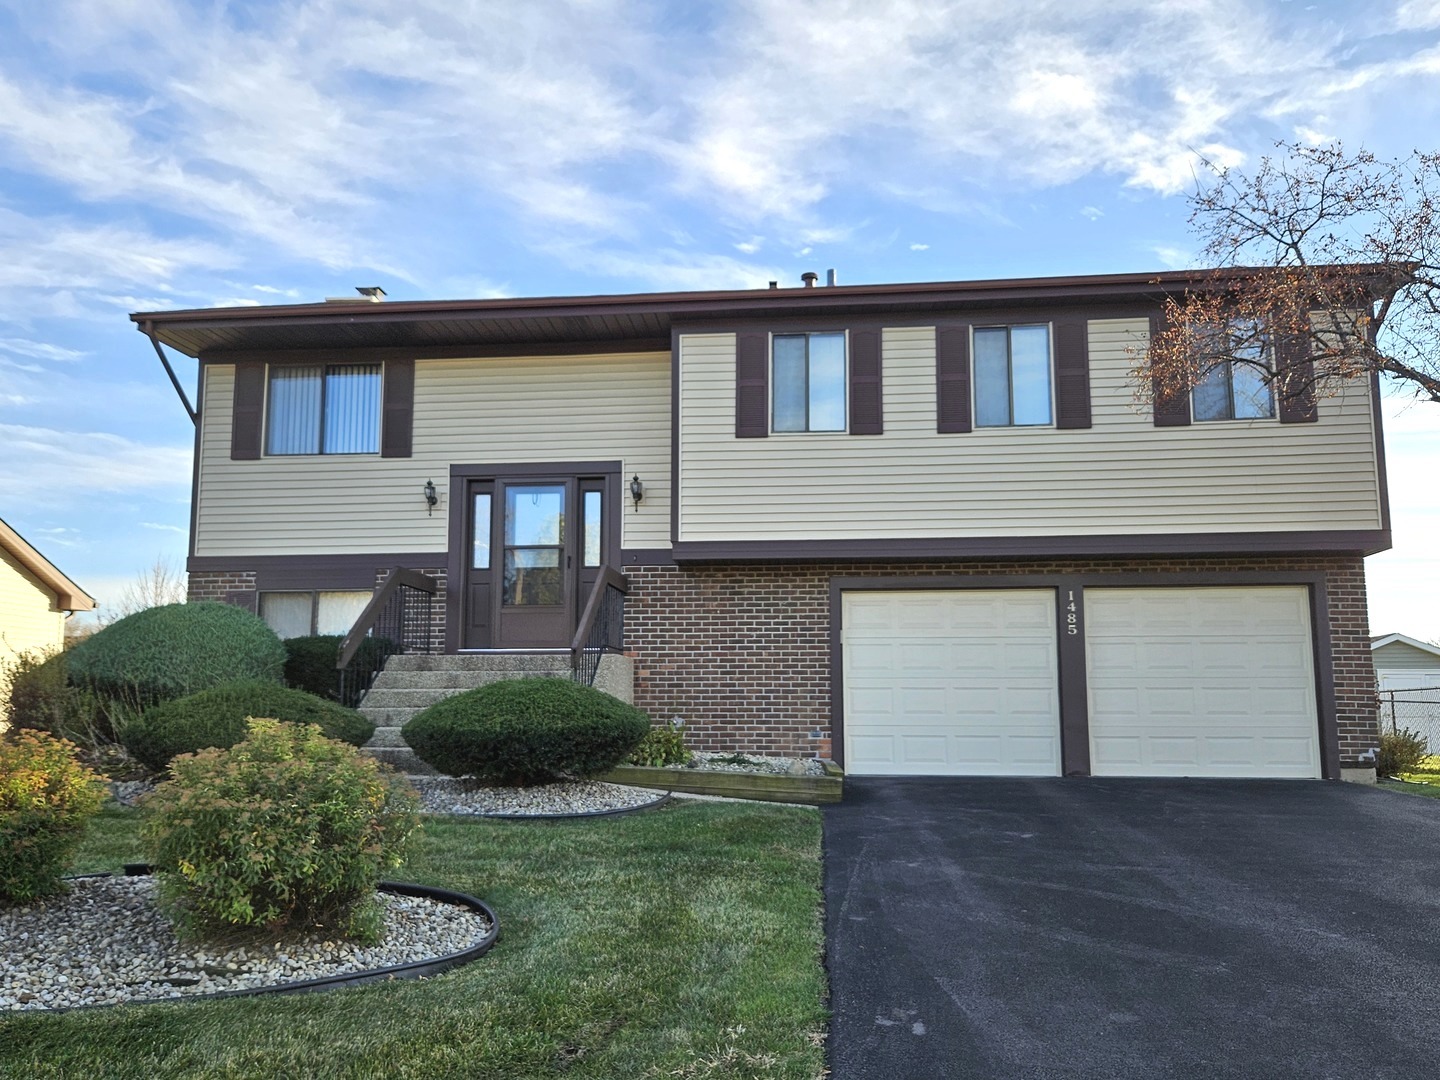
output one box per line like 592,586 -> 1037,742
0,516 -> 96,708
132,269 -> 1388,781
1371,634 -> 1440,740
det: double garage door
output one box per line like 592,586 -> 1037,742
842,586 -> 1321,778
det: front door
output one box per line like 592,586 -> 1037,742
460,472 -> 609,649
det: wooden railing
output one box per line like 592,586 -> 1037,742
336,568 -> 439,706
571,567 -> 629,687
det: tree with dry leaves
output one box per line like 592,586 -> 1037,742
1137,142 -> 1440,411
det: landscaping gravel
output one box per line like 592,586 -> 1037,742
0,876 -> 492,1012
412,777 -> 666,816
687,752 -> 826,776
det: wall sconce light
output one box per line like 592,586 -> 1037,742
629,474 -> 644,511
424,480 -> 438,516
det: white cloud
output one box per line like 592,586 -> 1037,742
1080,206 -> 1104,221
734,238 -> 764,255
0,424 -> 191,505
0,339 -> 87,362
1396,0 -> 1440,29
909,243 -> 930,251
140,521 -> 186,534
1151,245 -> 1192,269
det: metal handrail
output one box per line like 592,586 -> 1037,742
336,567 -> 439,706
571,567 -> 629,686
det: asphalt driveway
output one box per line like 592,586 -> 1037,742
824,778 -> 1440,1079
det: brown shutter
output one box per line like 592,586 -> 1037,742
381,358 -> 415,457
936,324 -> 972,433
1150,314 -> 1191,427
735,331 -> 769,438
848,329 -> 883,435
231,361 -> 265,459
1275,331 -> 1318,424
1053,318 -> 1092,429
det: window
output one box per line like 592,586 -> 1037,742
1192,323 -> 1275,421
259,590 -> 372,639
973,325 -> 1052,427
265,364 -> 381,455
772,332 -> 846,432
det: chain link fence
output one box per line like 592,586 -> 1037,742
1380,688 -> 1440,751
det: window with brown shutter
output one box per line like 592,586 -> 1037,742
848,329 -> 882,435
1053,318 -> 1092,430
735,331 -> 769,438
936,324 -> 973,433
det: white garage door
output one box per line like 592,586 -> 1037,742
1086,587 -> 1320,778
842,590 -> 1060,776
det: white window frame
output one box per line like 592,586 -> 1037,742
970,323 -> 1055,429
769,330 -> 849,434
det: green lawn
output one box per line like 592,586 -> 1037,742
2,801 -> 828,1080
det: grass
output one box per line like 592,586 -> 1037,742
1,801 -> 828,1079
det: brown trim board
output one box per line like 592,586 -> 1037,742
1370,371 -> 1392,536
674,530 -> 1390,562
827,571 -> 1339,780
188,365 -> 205,559
187,552 -> 446,591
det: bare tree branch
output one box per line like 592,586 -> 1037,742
1135,142 -> 1440,407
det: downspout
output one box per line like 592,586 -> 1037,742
142,319 -> 198,425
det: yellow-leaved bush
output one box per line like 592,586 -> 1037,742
141,718 -> 421,943
0,731 -> 106,905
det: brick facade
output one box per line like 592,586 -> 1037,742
192,553 -> 1380,771
622,554 -> 1380,766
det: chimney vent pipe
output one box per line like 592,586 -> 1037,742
801,271 -> 819,288
826,269 -> 838,287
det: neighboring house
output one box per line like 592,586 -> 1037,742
133,269 -> 1389,781
0,516 -> 96,708
1371,634 -> 1440,740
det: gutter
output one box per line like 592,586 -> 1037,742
141,319 -> 197,425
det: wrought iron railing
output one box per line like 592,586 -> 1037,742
571,567 -> 629,687
1381,687 -> 1440,749
336,568 -> 439,707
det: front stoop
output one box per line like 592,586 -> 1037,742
359,652 -> 635,776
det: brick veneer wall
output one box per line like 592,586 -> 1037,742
190,567 -> 446,654
622,554 -> 1379,765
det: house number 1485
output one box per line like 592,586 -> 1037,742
1065,590 -> 1079,635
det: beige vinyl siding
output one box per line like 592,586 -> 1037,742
0,547 -> 65,668
677,322 -> 1383,541
1373,640 -> 1440,671
195,353 -> 670,556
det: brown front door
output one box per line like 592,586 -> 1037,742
459,470 -> 613,650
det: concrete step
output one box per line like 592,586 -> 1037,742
364,744 -> 438,776
360,687 -> 470,710
367,725 -> 409,748
360,706 -> 423,728
383,652 -> 571,673
369,668 -> 569,691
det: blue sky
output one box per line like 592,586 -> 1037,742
0,0 -> 1437,639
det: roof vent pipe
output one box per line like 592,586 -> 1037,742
356,286 -> 386,302
801,271 -> 819,288
768,281 -> 778,290
826,269 -> 838,287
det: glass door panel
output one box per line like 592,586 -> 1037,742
502,484 -> 565,607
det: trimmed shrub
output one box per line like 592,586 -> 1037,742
67,602 -> 286,709
282,634 -> 391,704
122,681 -> 375,772
629,719 -> 693,767
404,678 -> 651,785
1,732 -> 106,906
142,718 -> 420,942
1377,727 -> 1429,779
2,648 -> 110,748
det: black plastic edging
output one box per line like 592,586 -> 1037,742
23,872 -> 499,1012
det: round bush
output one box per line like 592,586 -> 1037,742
403,678 -> 652,785
123,681 -> 376,772
67,602 -> 285,709
1,732 -> 106,906
283,634 -> 392,705
142,719 -> 420,942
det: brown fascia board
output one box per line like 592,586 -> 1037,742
0,517 -> 97,611
129,269 -> 1241,357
